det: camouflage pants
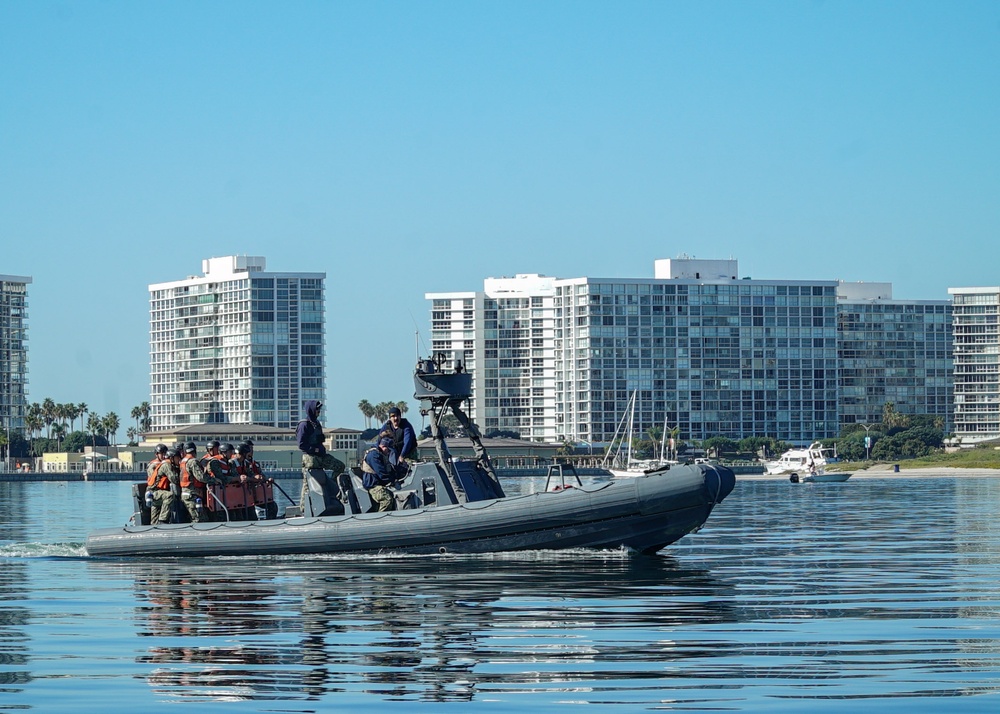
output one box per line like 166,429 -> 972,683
181,489 -> 209,523
301,453 -> 345,506
367,484 -> 396,512
301,453 -> 344,473
149,489 -> 176,524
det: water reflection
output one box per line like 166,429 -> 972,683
0,560 -> 32,697
92,554 -> 732,703
4,477 -> 1000,709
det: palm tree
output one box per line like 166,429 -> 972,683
78,403 -> 88,435
130,405 -> 143,433
87,413 -> 103,453
41,397 -> 56,438
358,399 -> 374,429
52,423 -> 66,452
374,401 -> 395,425
881,401 -> 909,429
126,426 -> 137,446
24,412 -> 43,454
103,412 -> 120,447
395,401 -> 409,416
138,401 -> 150,433
55,403 -> 70,432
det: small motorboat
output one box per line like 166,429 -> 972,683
789,470 -> 852,484
85,357 -> 736,558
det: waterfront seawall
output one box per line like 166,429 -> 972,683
0,463 -> 764,482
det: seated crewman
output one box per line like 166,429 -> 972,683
361,436 -> 407,512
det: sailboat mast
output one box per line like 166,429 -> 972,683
626,391 -> 636,466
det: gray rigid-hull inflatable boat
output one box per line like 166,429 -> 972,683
85,462 -> 735,557
85,357 -> 736,558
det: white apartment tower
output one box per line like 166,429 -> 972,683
948,286 -> 1000,443
149,256 -> 325,430
0,274 -> 31,435
430,259 -> 958,446
430,260 -> 842,445
427,274 -> 558,440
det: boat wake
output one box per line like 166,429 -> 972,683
0,541 -> 88,558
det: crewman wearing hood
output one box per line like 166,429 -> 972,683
296,400 -> 344,513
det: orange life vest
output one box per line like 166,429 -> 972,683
180,455 -> 206,489
208,453 -> 231,480
233,457 -> 263,479
148,459 -> 171,491
146,456 -> 166,488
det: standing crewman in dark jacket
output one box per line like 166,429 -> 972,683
378,406 -> 417,464
296,400 -> 344,513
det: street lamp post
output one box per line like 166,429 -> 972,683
861,423 -> 875,460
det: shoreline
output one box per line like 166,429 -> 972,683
739,465 -> 1000,480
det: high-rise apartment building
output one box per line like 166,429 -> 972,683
428,275 -> 557,440
948,286 -> 1000,443
429,259 -> 954,446
430,259 -> 842,444
836,282 -> 952,430
0,274 -> 31,436
149,256 -> 325,430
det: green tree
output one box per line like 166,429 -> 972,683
702,436 -> 738,459
51,423 -> 66,452
41,397 -> 56,438
87,413 -> 104,452
103,412 -> 120,446
881,401 -> 910,430
374,401 -> 396,425
77,403 -> 88,435
63,431 -> 90,453
24,412 -> 43,454
357,399 -> 375,428
138,401 -> 151,433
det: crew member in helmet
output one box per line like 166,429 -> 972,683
146,443 -> 168,481
200,440 -> 232,484
148,448 -> 182,524
179,441 -> 212,522
234,441 -> 277,519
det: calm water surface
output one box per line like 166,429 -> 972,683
2,476 -> 999,712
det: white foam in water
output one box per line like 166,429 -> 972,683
0,542 -> 87,558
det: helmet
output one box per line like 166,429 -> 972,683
237,443 -> 251,456
243,439 -> 254,447
166,448 -> 180,459
220,443 -> 235,454
207,440 -> 220,451
154,443 -> 168,455
183,441 -> 197,454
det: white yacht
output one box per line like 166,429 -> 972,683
763,441 -> 838,476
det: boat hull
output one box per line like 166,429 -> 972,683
789,472 -> 852,484
85,464 -> 736,558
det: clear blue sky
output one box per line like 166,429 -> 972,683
2,1 -> 998,430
